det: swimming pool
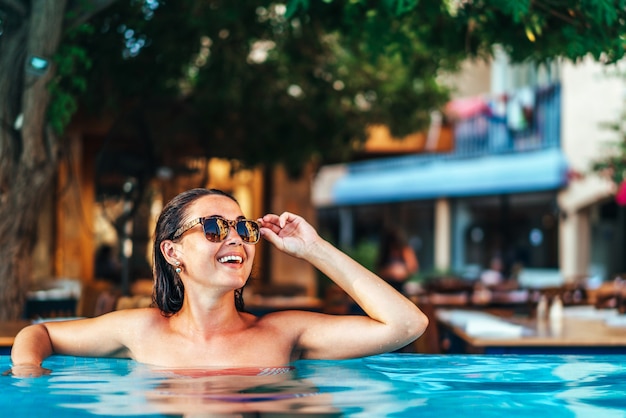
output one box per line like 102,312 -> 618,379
3,354 -> 626,417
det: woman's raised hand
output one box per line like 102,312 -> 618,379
257,212 -> 320,258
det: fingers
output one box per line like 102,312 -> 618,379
256,214 -> 280,245
7,365 -> 52,378
279,211 -> 294,228
258,213 -> 278,226
257,222 -> 288,253
257,212 -> 301,249
257,214 -> 280,235
258,212 -> 297,230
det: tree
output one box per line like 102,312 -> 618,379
1,0 -> 624,319
79,1 -> 457,177
290,0 -> 626,64
81,0 -> 626,194
0,0 -> 123,319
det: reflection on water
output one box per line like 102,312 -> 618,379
2,354 -> 626,417
145,366 -> 338,416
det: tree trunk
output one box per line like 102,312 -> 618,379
0,1 -> 67,320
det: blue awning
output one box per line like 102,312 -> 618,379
332,148 -> 569,205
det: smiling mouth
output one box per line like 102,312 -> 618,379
218,255 -> 243,264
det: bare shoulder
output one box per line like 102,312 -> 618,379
255,309 -> 321,320
253,309 -> 326,331
35,308 -> 168,359
94,307 -> 165,327
47,307 -> 166,333
89,308 -> 167,349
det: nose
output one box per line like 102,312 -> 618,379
225,222 -> 243,244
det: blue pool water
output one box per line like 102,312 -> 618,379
2,354 -> 626,417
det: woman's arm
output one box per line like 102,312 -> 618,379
11,310 -> 134,374
258,212 -> 429,359
9,324 -> 54,377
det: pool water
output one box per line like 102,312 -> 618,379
2,354 -> 626,417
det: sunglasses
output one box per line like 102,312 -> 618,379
172,216 -> 261,243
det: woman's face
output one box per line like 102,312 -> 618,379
174,194 -> 256,291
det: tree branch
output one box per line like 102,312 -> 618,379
531,0 -> 581,27
66,0 -> 120,29
0,0 -> 27,17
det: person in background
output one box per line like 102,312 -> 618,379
479,255 -> 505,287
376,227 -> 419,293
11,188 -> 428,376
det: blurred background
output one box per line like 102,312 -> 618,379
1,1 -> 626,324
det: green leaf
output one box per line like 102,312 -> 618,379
285,0 -> 310,19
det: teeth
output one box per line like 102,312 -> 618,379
218,255 -> 243,263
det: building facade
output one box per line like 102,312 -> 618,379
312,54 -> 625,286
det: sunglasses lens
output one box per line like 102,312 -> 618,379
203,218 -> 228,242
237,220 -> 260,243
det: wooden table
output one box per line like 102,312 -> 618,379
0,320 -> 31,355
436,307 -> 626,354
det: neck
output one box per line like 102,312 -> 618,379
171,289 -> 246,336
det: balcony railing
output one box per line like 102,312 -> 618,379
347,83 -> 561,174
451,83 -> 561,157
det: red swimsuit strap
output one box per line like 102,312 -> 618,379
156,366 -> 295,377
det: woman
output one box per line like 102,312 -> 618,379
11,188 -> 428,376
376,227 -> 419,293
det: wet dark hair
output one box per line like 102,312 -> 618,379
153,188 -> 245,315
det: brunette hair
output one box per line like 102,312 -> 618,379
152,188 -> 245,315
